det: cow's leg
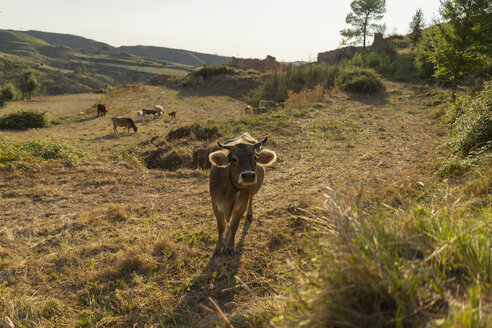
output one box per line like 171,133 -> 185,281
224,196 -> 249,255
246,197 -> 254,222
212,203 -> 226,256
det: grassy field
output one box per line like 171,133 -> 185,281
0,80 -> 488,327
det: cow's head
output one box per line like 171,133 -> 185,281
209,137 -> 277,186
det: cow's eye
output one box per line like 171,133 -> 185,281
230,157 -> 238,163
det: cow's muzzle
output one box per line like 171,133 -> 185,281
238,171 -> 257,185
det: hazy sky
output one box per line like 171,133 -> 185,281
0,0 -> 441,61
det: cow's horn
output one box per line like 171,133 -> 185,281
254,137 -> 268,148
217,141 -> 232,150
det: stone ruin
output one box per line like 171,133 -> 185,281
226,55 -> 283,73
317,33 -> 393,65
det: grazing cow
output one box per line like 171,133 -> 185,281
111,117 -> 138,134
168,111 -> 177,119
154,105 -> 164,115
97,103 -> 107,117
142,108 -> 162,118
208,133 -> 277,256
136,110 -> 144,121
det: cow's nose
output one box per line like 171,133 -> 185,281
240,171 -> 256,182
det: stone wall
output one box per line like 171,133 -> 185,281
226,55 -> 283,72
317,33 -> 392,65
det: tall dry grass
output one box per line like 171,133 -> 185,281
284,85 -> 328,110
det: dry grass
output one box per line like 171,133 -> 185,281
0,79 -> 454,327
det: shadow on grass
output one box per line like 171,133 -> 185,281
90,133 -> 136,141
166,218 -> 253,327
348,89 -> 389,106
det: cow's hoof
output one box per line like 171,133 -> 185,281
223,247 -> 235,256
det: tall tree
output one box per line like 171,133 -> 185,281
429,0 -> 491,102
409,9 -> 425,46
340,0 -> 387,51
19,71 -> 39,100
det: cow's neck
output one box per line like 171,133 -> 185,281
228,167 -> 241,193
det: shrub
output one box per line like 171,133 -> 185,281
335,66 -> 384,94
0,83 -> 17,106
194,64 -> 238,80
0,138 -> 83,164
447,81 -> 492,156
0,110 -> 49,130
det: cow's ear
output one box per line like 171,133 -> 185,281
209,150 -> 230,167
257,149 -> 277,166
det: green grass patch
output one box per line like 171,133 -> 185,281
0,137 -> 83,164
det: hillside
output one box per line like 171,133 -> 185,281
119,45 -> 231,67
0,29 -> 231,96
1,78 -> 475,327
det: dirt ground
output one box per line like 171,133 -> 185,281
0,81 -> 448,327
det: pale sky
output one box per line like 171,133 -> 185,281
0,0 -> 441,62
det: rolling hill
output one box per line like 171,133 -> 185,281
0,29 -> 231,96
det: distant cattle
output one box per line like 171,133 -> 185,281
142,107 -> 163,118
111,117 -> 138,134
154,105 -> 164,114
97,103 -> 107,117
168,111 -> 177,119
208,133 -> 277,256
136,110 -> 144,121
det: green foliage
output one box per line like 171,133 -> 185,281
249,63 -> 339,105
408,9 -> 425,46
428,0 -> 491,101
0,110 -> 49,130
19,70 -> 39,99
194,64 -> 238,80
335,66 -> 384,94
447,81 -> 492,156
340,0 -> 387,49
0,83 -> 17,106
0,137 -> 83,164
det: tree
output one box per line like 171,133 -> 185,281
429,0 -> 491,102
19,71 -> 39,100
340,0 -> 387,51
409,9 -> 425,46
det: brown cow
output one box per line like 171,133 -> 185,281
97,103 -> 107,117
208,133 -> 277,256
111,117 -> 138,134
168,111 -> 177,119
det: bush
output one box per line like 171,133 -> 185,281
194,64 -> 238,80
447,81 -> 492,156
335,66 -> 384,94
0,83 -> 17,106
0,138 -> 83,164
0,110 -> 49,130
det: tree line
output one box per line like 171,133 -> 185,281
0,71 -> 39,106
339,0 -> 491,102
